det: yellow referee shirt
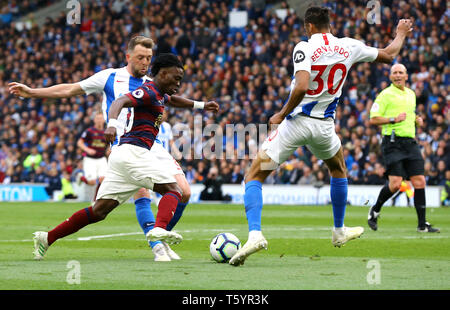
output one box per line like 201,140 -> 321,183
370,84 -> 417,138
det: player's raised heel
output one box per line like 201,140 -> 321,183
229,235 -> 268,266
33,231 -> 49,260
152,243 -> 171,262
146,227 -> 183,245
367,206 -> 380,231
332,226 -> 364,247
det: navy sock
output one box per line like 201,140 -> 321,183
166,202 -> 188,231
330,177 -> 348,228
414,188 -> 426,228
135,197 -> 160,248
244,180 -> 263,231
373,184 -> 394,212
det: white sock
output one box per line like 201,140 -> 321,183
248,230 -> 263,241
334,226 -> 344,233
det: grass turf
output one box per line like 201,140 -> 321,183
0,202 -> 448,290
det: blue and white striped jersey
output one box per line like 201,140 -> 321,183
288,33 -> 378,119
156,122 -> 173,152
77,66 -> 152,144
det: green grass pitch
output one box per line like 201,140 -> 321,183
0,202 -> 449,290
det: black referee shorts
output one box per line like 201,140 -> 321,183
381,136 -> 425,178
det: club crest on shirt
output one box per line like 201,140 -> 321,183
294,50 -> 305,63
132,89 -> 144,98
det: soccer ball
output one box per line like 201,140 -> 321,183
209,232 -> 241,263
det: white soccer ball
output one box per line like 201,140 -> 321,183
209,232 -> 241,263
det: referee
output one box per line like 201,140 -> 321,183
367,63 -> 440,233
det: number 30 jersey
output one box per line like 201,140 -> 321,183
288,33 -> 378,119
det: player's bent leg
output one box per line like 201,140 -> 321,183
368,176 -> 401,231
230,151 -> 273,266
133,188 -> 162,248
133,188 -> 172,260
161,174 -> 190,259
166,174 -> 190,231
33,199 -> 117,260
175,174 -> 191,204
388,176 -> 403,193
324,147 -> 364,247
146,183 -> 183,245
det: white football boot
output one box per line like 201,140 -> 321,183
146,227 -> 183,245
33,231 -> 49,260
229,231 -> 268,266
332,226 -> 364,247
152,242 -> 171,262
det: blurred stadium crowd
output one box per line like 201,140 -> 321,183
0,0 -> 448,199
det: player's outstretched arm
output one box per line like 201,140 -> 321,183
8,82 -> 85,98
169,95 -> 219,113
376,19 -> 413,63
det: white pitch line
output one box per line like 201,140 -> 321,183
77,232 -> 142,241
77,228 -> 238,241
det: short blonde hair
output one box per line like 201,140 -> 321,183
127,35 -> 154,53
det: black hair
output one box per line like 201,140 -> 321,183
304,6 -> 330,29
150,53 -> 184,76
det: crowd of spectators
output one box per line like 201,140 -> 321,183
0,0 -> 448,199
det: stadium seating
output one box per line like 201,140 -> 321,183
0,0 -> 448,191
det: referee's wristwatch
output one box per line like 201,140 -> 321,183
389,117 -> 396,124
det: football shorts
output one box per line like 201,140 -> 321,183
96,143 -> 176,204
262,114 -> 341,164
151,141 -> 184,176
83,156 -> 108,180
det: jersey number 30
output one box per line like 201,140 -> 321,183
307,64 -> 347,96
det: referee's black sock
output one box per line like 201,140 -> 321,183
414,188 -> 426,228
373,184 -> 395,213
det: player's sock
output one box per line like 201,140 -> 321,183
155,191 -> 182,229
134,197 -> 160,248
330,177 -> 348,228
244,180 -> 263,232
166,202 -> 188,231
373,184 -> 394,213
47,206 -> 101,245
414,188 -> 426,227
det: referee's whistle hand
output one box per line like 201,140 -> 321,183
396,112 -> 407,122
105,127 -> 117,144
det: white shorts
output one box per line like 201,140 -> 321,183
96,143 -> 176,204
150,141 -> 184,176
83,156 -> 108,180
262,114 -> 341,164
